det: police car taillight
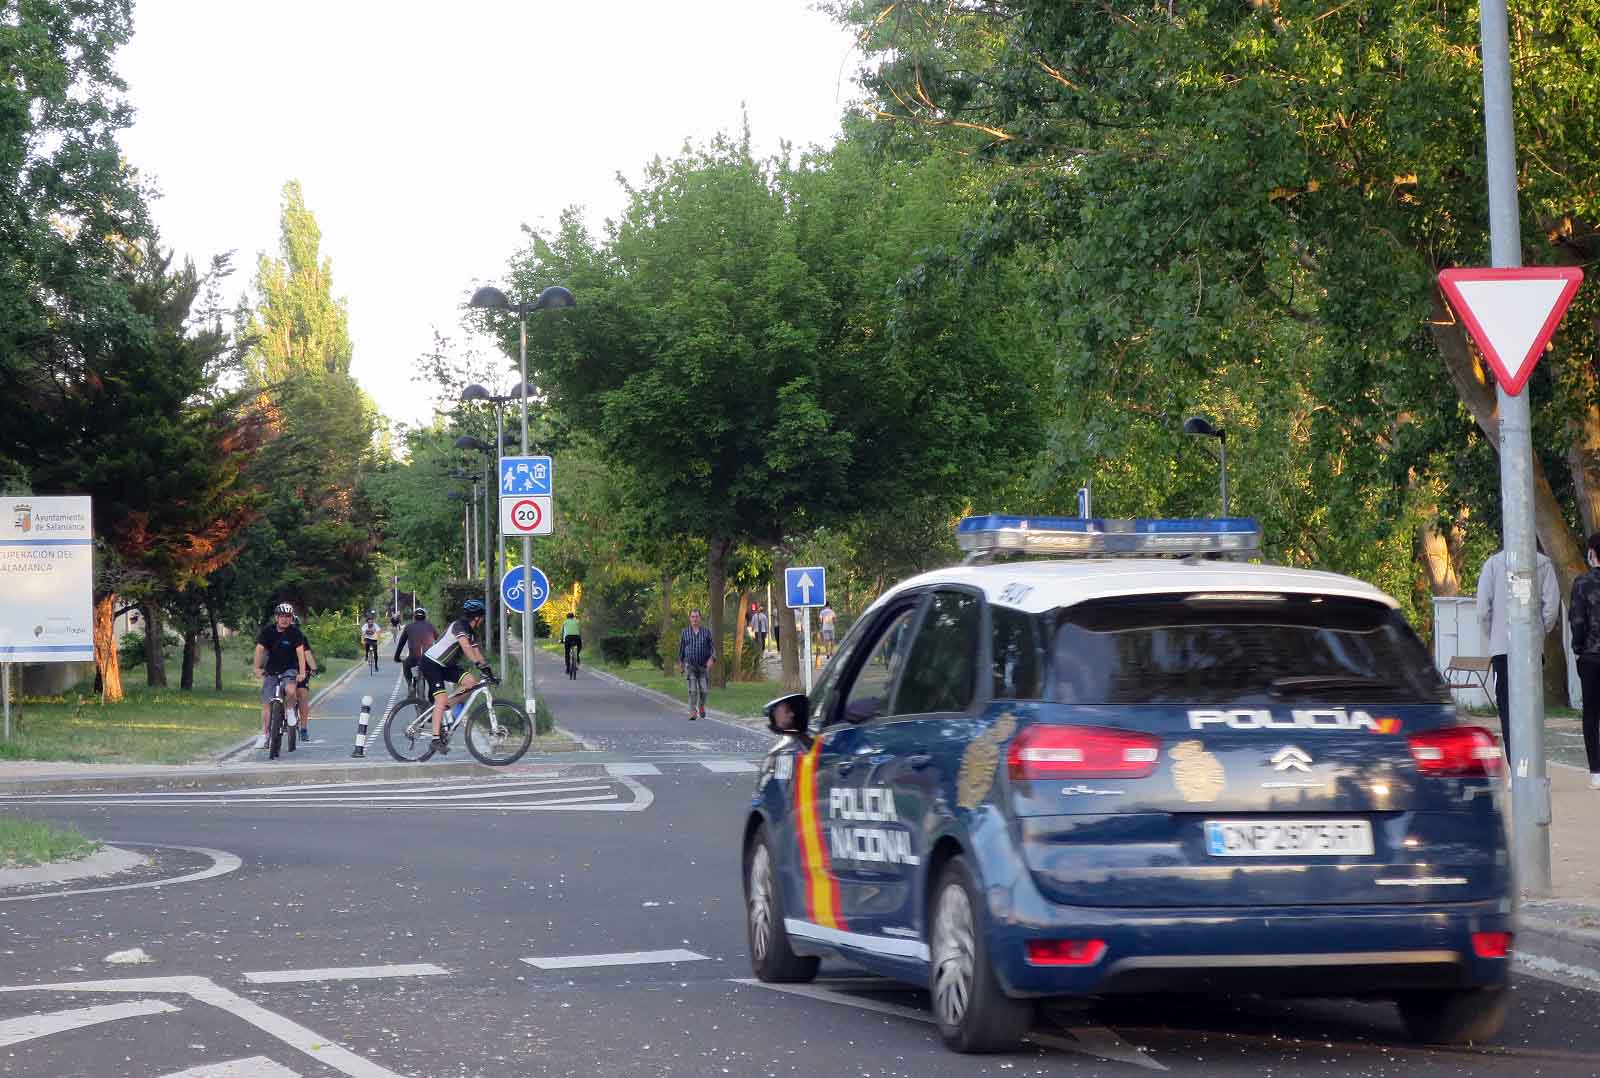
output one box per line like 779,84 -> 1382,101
1026,939 -> 1108,966
1007,725 -> 1161,779
1407,727 -> 1501,777
956,515 -> 1261,559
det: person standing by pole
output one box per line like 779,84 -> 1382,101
678,608 -> 715,721
1568,533 -> 1600,790
1475,544 -> 1560,758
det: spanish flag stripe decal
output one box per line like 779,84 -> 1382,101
794,737 -> 845,930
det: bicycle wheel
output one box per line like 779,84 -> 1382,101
267,699 -> 285,760
464,701 -> 532,766
383,697 -> 437,762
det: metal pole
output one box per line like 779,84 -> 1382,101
802,610 -> 813,693
1479,0 -> 1549,897
2,663 -> 10,740
483,459 -> 493,659
519,314 -> 535,721
1218,434 -> 1229,517
496,402 -> 507,669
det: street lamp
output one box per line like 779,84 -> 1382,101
469,283 -> 574,722
455,432 -> 497,659
1182,415 -> 1229,517
446,489 -> 471,579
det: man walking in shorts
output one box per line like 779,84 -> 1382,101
678,608 -> 715,720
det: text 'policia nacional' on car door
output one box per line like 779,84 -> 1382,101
744,515 -> 1513,1053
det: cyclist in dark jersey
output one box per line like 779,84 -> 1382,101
394,607 -> 439,692
417,600 -> 493,753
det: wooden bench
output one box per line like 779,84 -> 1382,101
1444,655 -> 1493,696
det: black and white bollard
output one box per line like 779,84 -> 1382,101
351,695 -> 373,757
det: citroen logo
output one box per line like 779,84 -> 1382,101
1271,746 -> 1313,772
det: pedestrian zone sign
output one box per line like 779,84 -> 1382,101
499,456 -> 552,496
502,565 -> 549,615
785,566 -> 826,609
1438,267 -> 1583,396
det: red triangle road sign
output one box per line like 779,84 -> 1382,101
1438,267 -> 1583,396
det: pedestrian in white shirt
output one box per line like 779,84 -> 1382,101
1476,545 -> 1561,757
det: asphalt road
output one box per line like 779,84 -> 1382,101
2,651 -> 1597,1076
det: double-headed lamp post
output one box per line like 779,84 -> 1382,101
468,284 -> 574,723
1183,415 -> 1229,517
455,433 -> 496,660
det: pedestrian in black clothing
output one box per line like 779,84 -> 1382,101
1568,532 -> 1600,790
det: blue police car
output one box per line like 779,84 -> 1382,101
742,516 -> 1511,1053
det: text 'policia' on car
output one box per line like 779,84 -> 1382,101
742,515 -> 1510,1054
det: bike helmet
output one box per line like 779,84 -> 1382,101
366,609 -> 375,617
461,599 -> 486,616
414,607 -> 427,618
274,603 -> 294,616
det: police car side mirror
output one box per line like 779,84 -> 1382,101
764,693 -> 810,740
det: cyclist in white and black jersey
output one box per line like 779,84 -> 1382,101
417,599 -> 493,753
360,611 -> 382,667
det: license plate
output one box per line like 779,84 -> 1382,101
1204,819 -> 1374,857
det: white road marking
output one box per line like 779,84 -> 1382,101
159,1056 -> 302,1077
731,979 -> 1166,1070
700,759 -> 758,773
0,998 -> 178,1047
0,843 -> 241,904
0,782 -> 611,807
522,948 -> 708,970
242,963 -> 449,984
604,762 -> 661,776
0,976 -> 405,1078
8,775 -> 597,800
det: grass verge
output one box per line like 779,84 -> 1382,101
581,652 -> 784,720
0,643 -> 357,765
0,816 -> 101,867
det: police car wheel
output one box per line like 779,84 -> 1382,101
744,826 -> 819,984
930,858 -> 1032,1053
1396,987 -> 1509,1045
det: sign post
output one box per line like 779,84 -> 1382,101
784,567 -> 827,693
499,455 -> 553,719
1451,0 -> 1586,898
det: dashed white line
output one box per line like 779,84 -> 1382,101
159,1056 -> 302,1077
522,948 -> 708,970
700,759 -> 758,773
604,762 -> 662,777
0,998 -> 179,1047
242,963 -> 450,985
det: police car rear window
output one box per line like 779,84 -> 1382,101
1048,593 -> 1449,706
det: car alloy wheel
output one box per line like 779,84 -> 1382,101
932,879 -> 977,1029
748,843 -> 775,964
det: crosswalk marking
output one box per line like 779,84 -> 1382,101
700,759 -> 758,773
159,1057 -> 302,1077
0,998 -> 179,1047
522,948 -> 708,970
243,963 -> 450,984
604,762 -> 662,776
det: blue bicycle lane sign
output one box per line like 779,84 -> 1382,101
501,565 -> 550,614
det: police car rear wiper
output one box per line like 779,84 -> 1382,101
1268,675 -> 1402,697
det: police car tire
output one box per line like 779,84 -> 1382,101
930,857 -> 1033,1053
1396,986 -> 1509,1045
744,826 -> 819,984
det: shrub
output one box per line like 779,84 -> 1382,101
118,632 -> 146,670
598,633 -> 634,665
633,627 -> 661,668
300,606 -> 361,660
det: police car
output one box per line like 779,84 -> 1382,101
742,516 -> 1510,1053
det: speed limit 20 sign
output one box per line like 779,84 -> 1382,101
499,495 -> 553,535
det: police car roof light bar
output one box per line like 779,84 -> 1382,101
956,516 -> 1262,559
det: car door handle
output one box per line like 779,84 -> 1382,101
837,761 -> 855,776
904,752 -> 933,769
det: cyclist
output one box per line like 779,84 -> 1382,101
360,610 -> 382,670
562,609 -> 583,677
417,599 -> 493,754
253,603 -> 308,749
394,606 -> 439,694
295,615 -> 320,742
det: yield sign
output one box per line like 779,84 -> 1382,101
1438,267 -> 1583,396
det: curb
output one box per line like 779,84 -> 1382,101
1515,905 -> 1600,985
0,759 -> 494,796
580,663 -> 770,734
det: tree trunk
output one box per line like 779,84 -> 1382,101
93,592 -> 124,703
180,628 -> 199,691
207,590 -> 224,692
733,589 -> 751,681
142,602 -> 168,687
706,537 -> 732,689
658,573 -> 675,677
1430,286 -> 1586,589
1418,522 -> 1460,597
772,546 -> 801,693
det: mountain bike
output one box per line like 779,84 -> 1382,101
382,673 -> 532,766
365,638 -> 380,674
265,670 -> 300,759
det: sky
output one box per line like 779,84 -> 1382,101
115,1 -> 864,428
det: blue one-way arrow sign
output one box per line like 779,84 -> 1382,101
785,566 -> 826,609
